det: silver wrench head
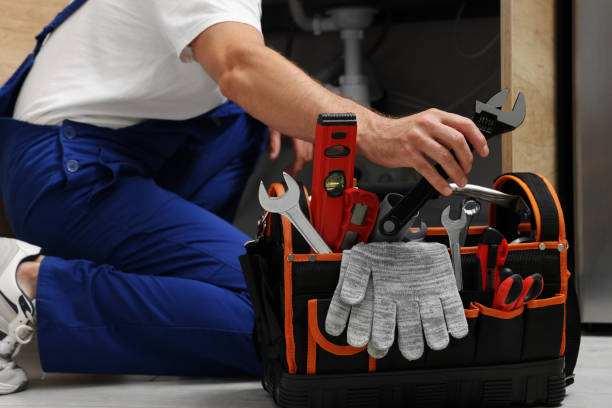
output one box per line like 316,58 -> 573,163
258,172 -> 300,213
441,205 -> 467,232
462,198 -> 481,217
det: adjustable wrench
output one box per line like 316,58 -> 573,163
258,172 -> 332,254
377,89 -> 526,238
441,205 -> 466,290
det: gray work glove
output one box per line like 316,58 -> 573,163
325,250 -> 387,358
340,241 -> 468,360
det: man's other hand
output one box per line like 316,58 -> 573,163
269,129 -> 314,177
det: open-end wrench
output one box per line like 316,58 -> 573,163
377,89 -> 526,238
371,193 -> 427,242
441,205 -> 467,290
258,172 -> 332,254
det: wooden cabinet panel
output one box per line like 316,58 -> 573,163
0,0 -> 71,83
501,0 -> 557,187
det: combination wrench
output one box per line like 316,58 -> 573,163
441,205 -> 466,290
258,172 -> 332,254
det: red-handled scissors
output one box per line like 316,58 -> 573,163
493,272 -> 544,311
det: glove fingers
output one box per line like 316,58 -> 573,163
371,299 -> 396,353
397,300 -> 424,360
367,343 -> 389,359
340,250 -> 371,305
325,255 -> 351,336
347,279 -> 374,347
419,298 -> 449,351
325,295 -> 350,336
441,293 -> 469,339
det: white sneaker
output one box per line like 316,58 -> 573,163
0,238 -> 39,394
0,352 -> 27,395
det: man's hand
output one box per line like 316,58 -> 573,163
192,22 -> 489,196
269,129 -> 314,177
358,109 -> 489,196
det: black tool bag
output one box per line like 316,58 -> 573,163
239,173 -> 581,408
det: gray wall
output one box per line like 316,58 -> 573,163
573,0 -> 612,323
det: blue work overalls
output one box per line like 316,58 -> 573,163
0,1 -> 266,376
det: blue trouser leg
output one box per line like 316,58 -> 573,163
0,109 -> 267,375
31,176 -> 262,376
37,256 -> 257,376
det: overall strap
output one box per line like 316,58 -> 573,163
33,0 -> 89,55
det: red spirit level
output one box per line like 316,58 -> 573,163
311,113 -> 357,250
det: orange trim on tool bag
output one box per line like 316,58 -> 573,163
306,300 -> 367,373
492,175 -> 542,242
427,225 -> 488,237
302,184 -> 313,224
523,292 -> 568,358
534,174 -> 569,358
472,302 -> 524,319
526,293 -> 566,309
427,227 -> 452,236
289,253 -> 343,262
307,327 -> 317,374
269,183 -> 298,374
537,174 -> 566,242
561,302 -> 567,357
307,300 -> 367,356
368,356 -> 376,372
537,173 -> 570,294
458,241 -> 562,255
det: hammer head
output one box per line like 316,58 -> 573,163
258,172 -> 301,213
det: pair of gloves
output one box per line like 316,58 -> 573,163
325,241 -> 468,360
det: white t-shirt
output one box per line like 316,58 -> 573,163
13,0 -> 262,129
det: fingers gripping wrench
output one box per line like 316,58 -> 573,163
258,172 -> 332,254
378,89 -> 527,238
441,206 -> 467,290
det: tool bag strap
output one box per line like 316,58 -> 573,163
492,172 -> 580,381
491,172 -> 565,243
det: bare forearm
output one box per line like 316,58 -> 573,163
215,44 -> 387,149
193,22 -> 489,195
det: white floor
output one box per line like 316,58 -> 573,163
2,335 -> 610,407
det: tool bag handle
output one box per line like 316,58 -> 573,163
491,172 -> 581,381
491,172 -> 564,243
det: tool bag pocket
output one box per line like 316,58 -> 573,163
239,251 -> 285,362
521,294 -> 566,361
306,298 -> 373,374
472,302 -> 525,364
425,303 -> 479,368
